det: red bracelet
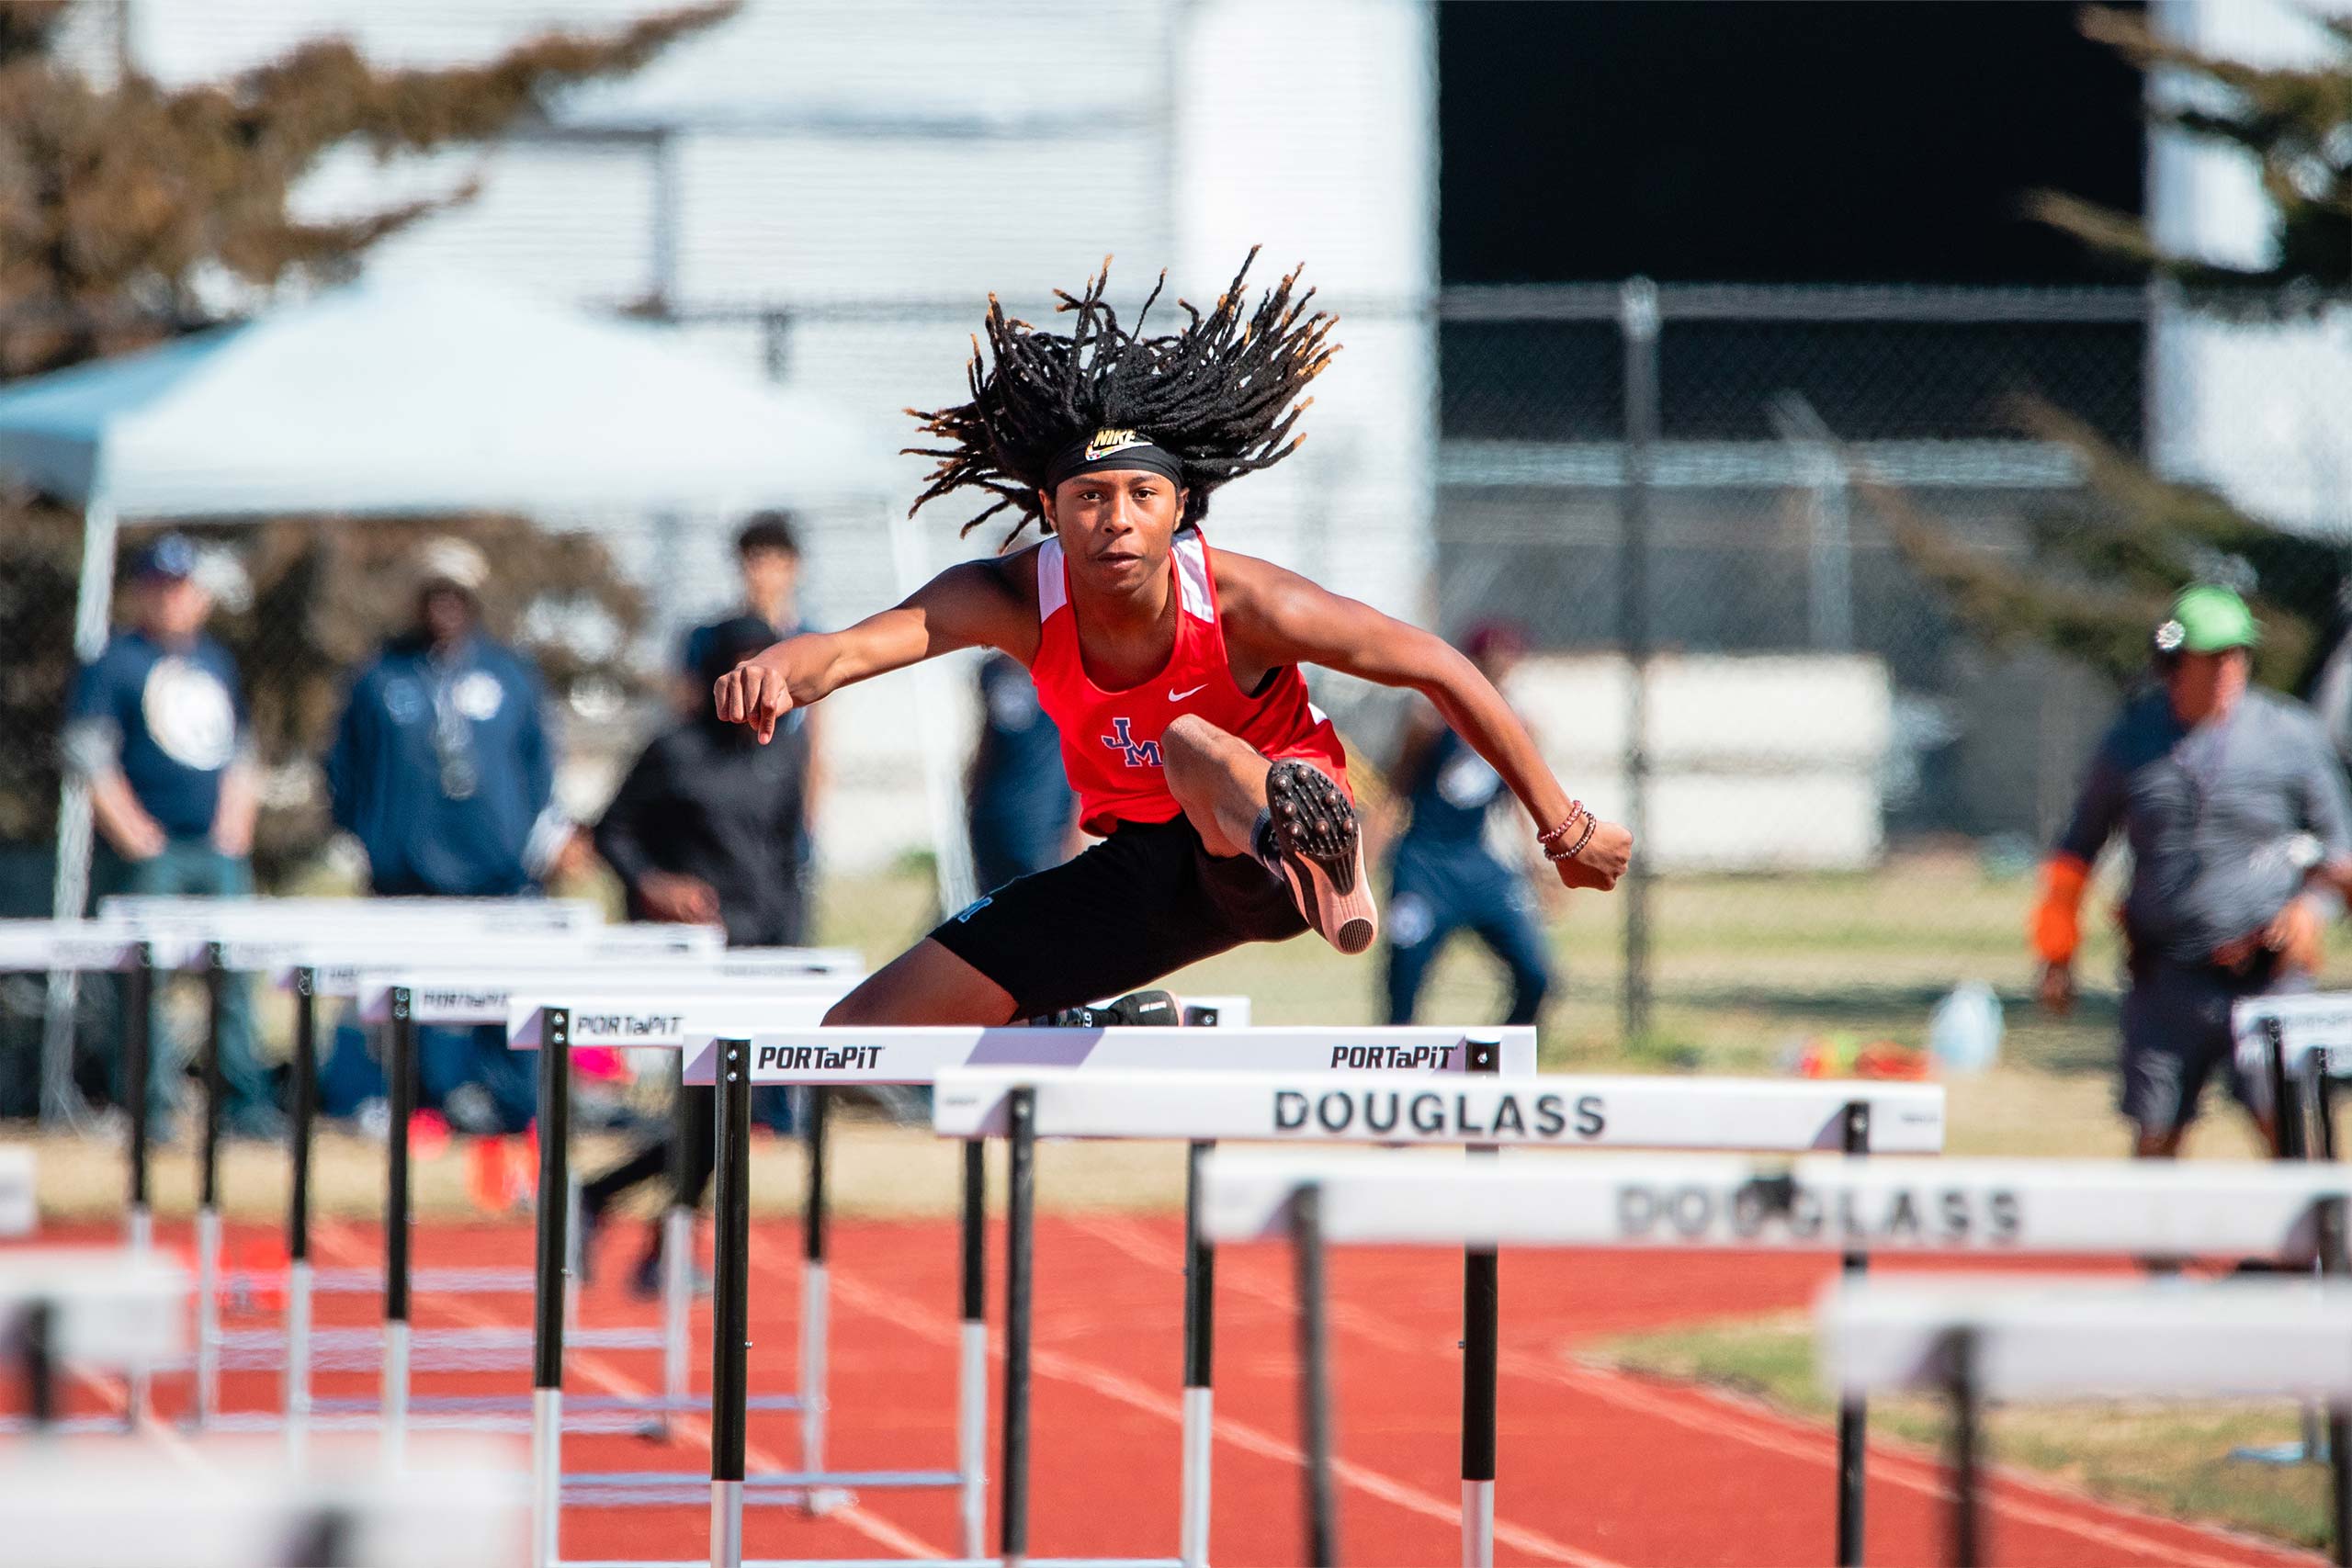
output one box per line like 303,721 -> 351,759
1537,804 -> 1589,845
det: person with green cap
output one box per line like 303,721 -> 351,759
2033,583 -> 2352,1156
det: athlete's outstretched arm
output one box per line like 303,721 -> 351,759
1218,554 -> 1631,889
716,558 -> 1032,743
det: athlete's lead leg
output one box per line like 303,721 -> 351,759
1164,716 -> 1378,955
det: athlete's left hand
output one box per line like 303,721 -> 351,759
1554,818 -> 1632,891
714,651 -> 796,744
2266,893 -> 2326,974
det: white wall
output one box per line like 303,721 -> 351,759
2148,0 -> 2352,536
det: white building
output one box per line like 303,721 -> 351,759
99,0 -> 1438,872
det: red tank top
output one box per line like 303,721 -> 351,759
1027,528 -> 1350,837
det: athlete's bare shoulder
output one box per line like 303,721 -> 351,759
923,540 -> 1045,661
1206,546 -> 1329,630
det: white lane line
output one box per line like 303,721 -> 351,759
751,1229 -> 1620,1568
313,1222 -> 948,1562
1102,1216 -> 2304,1568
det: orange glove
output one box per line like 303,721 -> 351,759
2030,855 -> 2090,966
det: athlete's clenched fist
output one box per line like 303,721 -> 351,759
714,653 -> 795,744
1555,818 -> 1633,891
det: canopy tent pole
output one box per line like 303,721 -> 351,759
42,486 -> 119,1125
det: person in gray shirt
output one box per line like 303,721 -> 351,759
2034,584 -> 2352,1156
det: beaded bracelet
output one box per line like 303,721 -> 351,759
1536,803 -> 1589,846
1544,814 -> 1599,863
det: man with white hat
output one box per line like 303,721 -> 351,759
324,537 -> 574,1145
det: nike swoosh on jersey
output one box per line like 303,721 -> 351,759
1168,682 -> 1208,702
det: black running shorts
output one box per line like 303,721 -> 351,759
927,816 -> 1308,1018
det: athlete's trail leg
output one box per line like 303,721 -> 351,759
824,939 -> 1022,1026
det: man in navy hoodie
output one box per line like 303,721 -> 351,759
325,538 -> 574,1138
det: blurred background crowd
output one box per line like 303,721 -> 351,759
3,0 -> 2352,1164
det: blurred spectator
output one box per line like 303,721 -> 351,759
64,535 -> 277,1137
582,615 -> 811,1292
324,537 -> 574,1148
967,652 -> 1078,892
1374,623 -> 1555,1026
679,514 -> 822,907
2035,585 -> 2352,1156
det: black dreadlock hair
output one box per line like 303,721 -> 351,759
904,249 -> 1340,547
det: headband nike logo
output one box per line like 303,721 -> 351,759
1169,682 -> 1207,702
1085,428 -> 1149,462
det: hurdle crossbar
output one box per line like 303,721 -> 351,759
1210,1148 -> 2352,1568
942,1067 -> 1933,1568
1825,1273 -> 2352,1568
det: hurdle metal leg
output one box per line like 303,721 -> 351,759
801,1087 -> 834,1508
1461,1040 -> 1500,1568
1836,1100 -> 1872,1566
1002,1086 -> 1038,1568
1941,1326 -> 1983,1568
712,1039 -> 754,1568
19,1297 -> 57,1430
532,1009 -> 573,1568
124,942 -> 153,1430
960,1139 -> 989,1562
288,967 -> 318,1464
1293,1181 -> 1339,1568
1181,1142 -> 1216,1568
384,987 -> 417,1469
194,942 -> 226,1429
663,1054 -> 695,1421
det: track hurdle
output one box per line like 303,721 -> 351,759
0,1245 -> 186,1429
933,1066 -> 1940,1568
1823,1274 -> 2352,1568
164,925 -> 727,1443
1,1436 -> 528,1567
1201,1148 -> 2352,1568
0,919 -> 175,1426
680,1025 -> 1532,1568
346,965 -> 857,1467
2233,991 -> 2352,1163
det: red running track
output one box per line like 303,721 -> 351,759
17,1214 -> 2326,1568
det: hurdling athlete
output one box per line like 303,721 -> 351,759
715,253 -> 1632,1026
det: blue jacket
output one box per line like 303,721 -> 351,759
325,634 -> 557,897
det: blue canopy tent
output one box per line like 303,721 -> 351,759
0,273 -> 938,1122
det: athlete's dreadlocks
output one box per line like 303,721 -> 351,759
905,249 -> 1340,545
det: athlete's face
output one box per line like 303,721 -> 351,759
1041,469 -> 1187,596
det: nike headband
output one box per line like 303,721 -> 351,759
1041,427 -> 1188,493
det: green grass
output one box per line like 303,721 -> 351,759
805,847 -> 2285,1160
1598,1314 -> 2335,1549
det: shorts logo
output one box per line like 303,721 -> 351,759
1101,716 -> 1162,769
1085,428 -> 1148,462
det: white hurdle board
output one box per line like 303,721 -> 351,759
688,1025 -> 1537,1087
0,919 -> 184,972
504,976 -> 866,1048
0,1145 -> 34,1236
358,964 -> 855,1026
0,1247 -> 187,1369
2234,991 -> 2352,1101
1199,1150 -> 2352,1256
935,1068 -> 1942,1151
1823,1275 -> 2352,1403
100,892 -> 604,935
0,1437 -> 526,1567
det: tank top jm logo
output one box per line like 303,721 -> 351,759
1101,716 -> 1163,769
